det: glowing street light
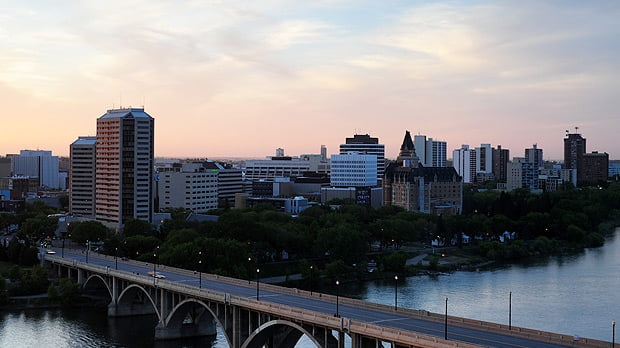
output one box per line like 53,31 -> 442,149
444,297 -> 448,340
335,280 -> 340,317
394,275 -> 399,311
256,268 -> 261,300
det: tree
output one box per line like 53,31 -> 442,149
69,221 -> 109,244
47,283 -> 59,302
123,218 -> 154,237
382,251 -> 408,273
18,246 -> 38,266
122,235 -> 161,260
15,265 -> 49,295
18,215 -> 58,242
58,278 -> 80,305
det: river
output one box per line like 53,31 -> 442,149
1,228 -> 618,347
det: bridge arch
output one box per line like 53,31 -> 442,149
82,274 -> 112,299
116,283 -> 160,319
159,298 -> 225,343
242,319 -> 322,348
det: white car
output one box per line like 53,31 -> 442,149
148,271 -> 165,279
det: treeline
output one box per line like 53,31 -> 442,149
64,182 -> 620,278
4,183 -> 620,280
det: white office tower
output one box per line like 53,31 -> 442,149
330,153 -> 377,187
96,108 -> 154,230
453,145 -> 476,183
158,163 -> 219,213
339,134 -> 384,185
12,150 -> 59,189
414,135 -> 447,167
70,136 -> 96,217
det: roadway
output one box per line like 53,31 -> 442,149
48,248 -> 577,348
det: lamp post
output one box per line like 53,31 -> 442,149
248,257 -> 252,285
256,268 -> 260,300
198,260 -> 202,288
115,247 -> 118,270
86,240 -> 89,263
153,247 -> 158,286
61,235 -> 65,258
509,291 -> 512,330
613,320 -> 616,348
444,297 -> 448,340
394,275 -> 398,311
310,265 -> 314,295
335,280 -> 340,317
198,250 -> 203,289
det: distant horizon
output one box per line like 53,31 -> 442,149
2,2 -> 619,161
5,144 -> 618,163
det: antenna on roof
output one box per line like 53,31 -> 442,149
119,91 -> 123,109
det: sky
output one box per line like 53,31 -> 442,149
1,1 -> 619,161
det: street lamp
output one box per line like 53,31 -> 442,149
310,265 -> 314,295
248,257 -> 252,284
115,247 -> 118,270
198,260 -> 202,288
509,291 -> 512,330
335,280 -> 340,317
61,234 -> 65,258
394,275 -> 398,311
198,251 -> 203,289
153,249 -> 158,286
86,240 -> 89,263
256,268 -> 260,300
613,320 -> 616,348
444,297 -> 448,340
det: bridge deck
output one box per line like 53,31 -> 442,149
44,249 -> 609,348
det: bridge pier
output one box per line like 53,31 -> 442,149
351,333 -> 380,348
77,268 -> 85,286
107,301 -> 157,317
154,319 -> 217,340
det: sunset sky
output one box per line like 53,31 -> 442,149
1,1 -> 619,160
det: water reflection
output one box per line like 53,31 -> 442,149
357,229 -> 620,341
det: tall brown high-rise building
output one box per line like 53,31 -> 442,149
96,108 -> 154,230
563,131 -> 586,181
492,145 -> 509,182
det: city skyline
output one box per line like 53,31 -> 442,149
2,1 -> 619,160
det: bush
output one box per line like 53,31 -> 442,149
47,283 -> 59,302
585,232 -> 604,248
325,260 -> 348,280
382,251 -> 408,273
58,279 -> 79,305
428,256 -> 440,270
0,275 -> 7,306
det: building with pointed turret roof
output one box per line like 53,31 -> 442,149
383,131 -> 462,215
